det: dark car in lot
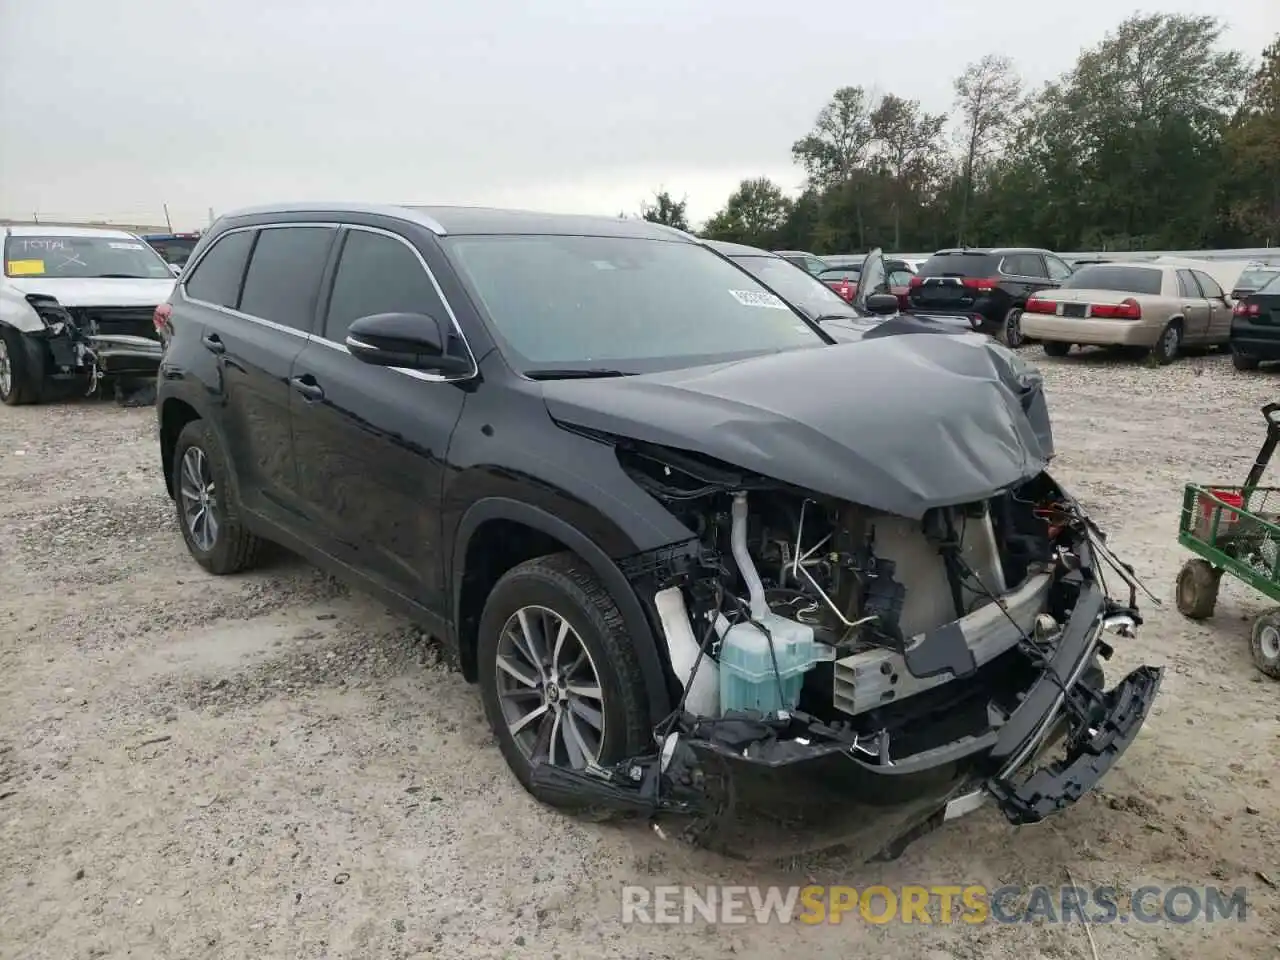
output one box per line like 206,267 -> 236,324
907,247 -> 1075,347
1230,273 -> 1280,370
153,203 -> 1159,858
1231,263 -> 1280,301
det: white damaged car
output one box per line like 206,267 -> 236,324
0,225 -> 177,405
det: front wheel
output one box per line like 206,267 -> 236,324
477,552 -> 649,810
172,419 -> 265,574
1252,610 -> 1280,680
1042,340 -> 1071,358
0,325 -> 41,406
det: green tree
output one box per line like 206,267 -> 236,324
870,94 -> 948,249
953,54 -> 1024,244
640,190 -> 690,231
792,86 -> 878,246
1222,35 -> 1280,244
701,178 -> 793,247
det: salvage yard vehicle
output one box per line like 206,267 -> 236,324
772,250 -> 829,276
154,203 -> 1161,859
1175,403 -> 1280,679
0,225 -> 174,405
1229,273 -> 1280,371
1021,262 -> 1233,365
907,246 -> 1075,347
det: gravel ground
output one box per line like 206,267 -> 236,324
1,348 -> 1278,960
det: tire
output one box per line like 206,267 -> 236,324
0,325 -> 41,406
1232,350 -> 1261,371
1042,340 -> 1071,358
1250,610 -> 1280,680
1000,307 -> 1025,349
1175,558 -> 1220,620
477,551 -> 649,811
1151,321 -> 1182,365
172,419 -> 265,575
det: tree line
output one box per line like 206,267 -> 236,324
639,14 -> 1280,255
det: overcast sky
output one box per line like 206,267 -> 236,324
1,0 -> 1276,231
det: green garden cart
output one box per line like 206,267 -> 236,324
1176,402 -> 1280,679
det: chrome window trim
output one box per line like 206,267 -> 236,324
180,221 -> 479,384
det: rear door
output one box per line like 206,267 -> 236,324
1001,252 -> 1056,302
1175,269 -> 1211,342
1191,269 -> 1231,344
288,225 -> 468,613
208,224 -> 337,522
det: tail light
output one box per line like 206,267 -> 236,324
961,277 -> 998,293
1235,302 -> 1261,317
1025,297 -> 1057,314
154,303 -> 173,334
1089,298 -> 1142,320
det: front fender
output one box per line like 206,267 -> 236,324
451,496 -> 675,722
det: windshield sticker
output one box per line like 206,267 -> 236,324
15,239 -> 69,252
6,259 -> 45,276
109,242 -> 145,250
729,289 -> 789,310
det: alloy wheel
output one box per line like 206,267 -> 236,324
0,339 -> 11,399
179,446 -> 219,552
494,605 -> 606,769
1005,310 -> 1024,349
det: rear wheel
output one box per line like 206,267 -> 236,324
1232,349 -> 1261,371
172,419 -> 265,574
1175,558 -> 1220,620
1042,340 -> 1071,358
1001,307 -> 1025,348
1251,610 -> 1280,680
477,552 -> 649,812
1151,321 -> 1182,365
0,326 -> 41,406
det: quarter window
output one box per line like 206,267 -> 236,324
1045,255 -> 1073,281
323,230 -> 446,344
238,226 -> 337,331
183,230 -> 255,308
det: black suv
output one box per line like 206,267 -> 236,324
154,204 -> 1158,857
907,247 -> 1075,347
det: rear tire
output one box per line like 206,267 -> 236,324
0,325 -> 41,406
1232,350 -> 1261,371
1001,307 -> 1025,349
1151,321 -> 1182,365
172,419 -> 265,575
1042,340 -> 1071,358
477,552 -> 649,814
1175,559 -> 1220,620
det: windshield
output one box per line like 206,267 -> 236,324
3,235 -> 173,280
729,254 -> 857,319
1061,265 -> 1163,295
1238,267 -> 1280,291
443,235 -> 826,374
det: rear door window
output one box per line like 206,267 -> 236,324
183,230 -> 255,308
1191,270 -> 1224,299
323,228 -> 447,345
238,226 -> 337,332
1002,253 -> 1046,278
1176,269 -> 1203,299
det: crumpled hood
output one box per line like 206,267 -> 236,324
5,276 -> 175,307
541,335 -> 1054,518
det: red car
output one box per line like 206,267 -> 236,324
819,260 -> 918,310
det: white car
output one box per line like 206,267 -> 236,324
0,225 -> 177,405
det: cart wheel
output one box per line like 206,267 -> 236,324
1175,559 -> 1221,619
1251,610 -> 1280,680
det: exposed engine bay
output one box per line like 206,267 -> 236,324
531,438 -> 1162,847
23,294 -> 161,404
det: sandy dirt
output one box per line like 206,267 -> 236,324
1,349 -> 1278,960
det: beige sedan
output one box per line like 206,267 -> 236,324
1021,262 -> 1234,364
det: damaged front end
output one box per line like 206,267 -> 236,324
24,294 -> 162,403
530,450 -> 1163,858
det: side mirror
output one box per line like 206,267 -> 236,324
865,292 -> 900,316
345,312 -> 473,375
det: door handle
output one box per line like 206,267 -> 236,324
290,376 -> 325,402
201,333 -> 225,354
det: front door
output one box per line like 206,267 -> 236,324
288,225 -> 468,615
